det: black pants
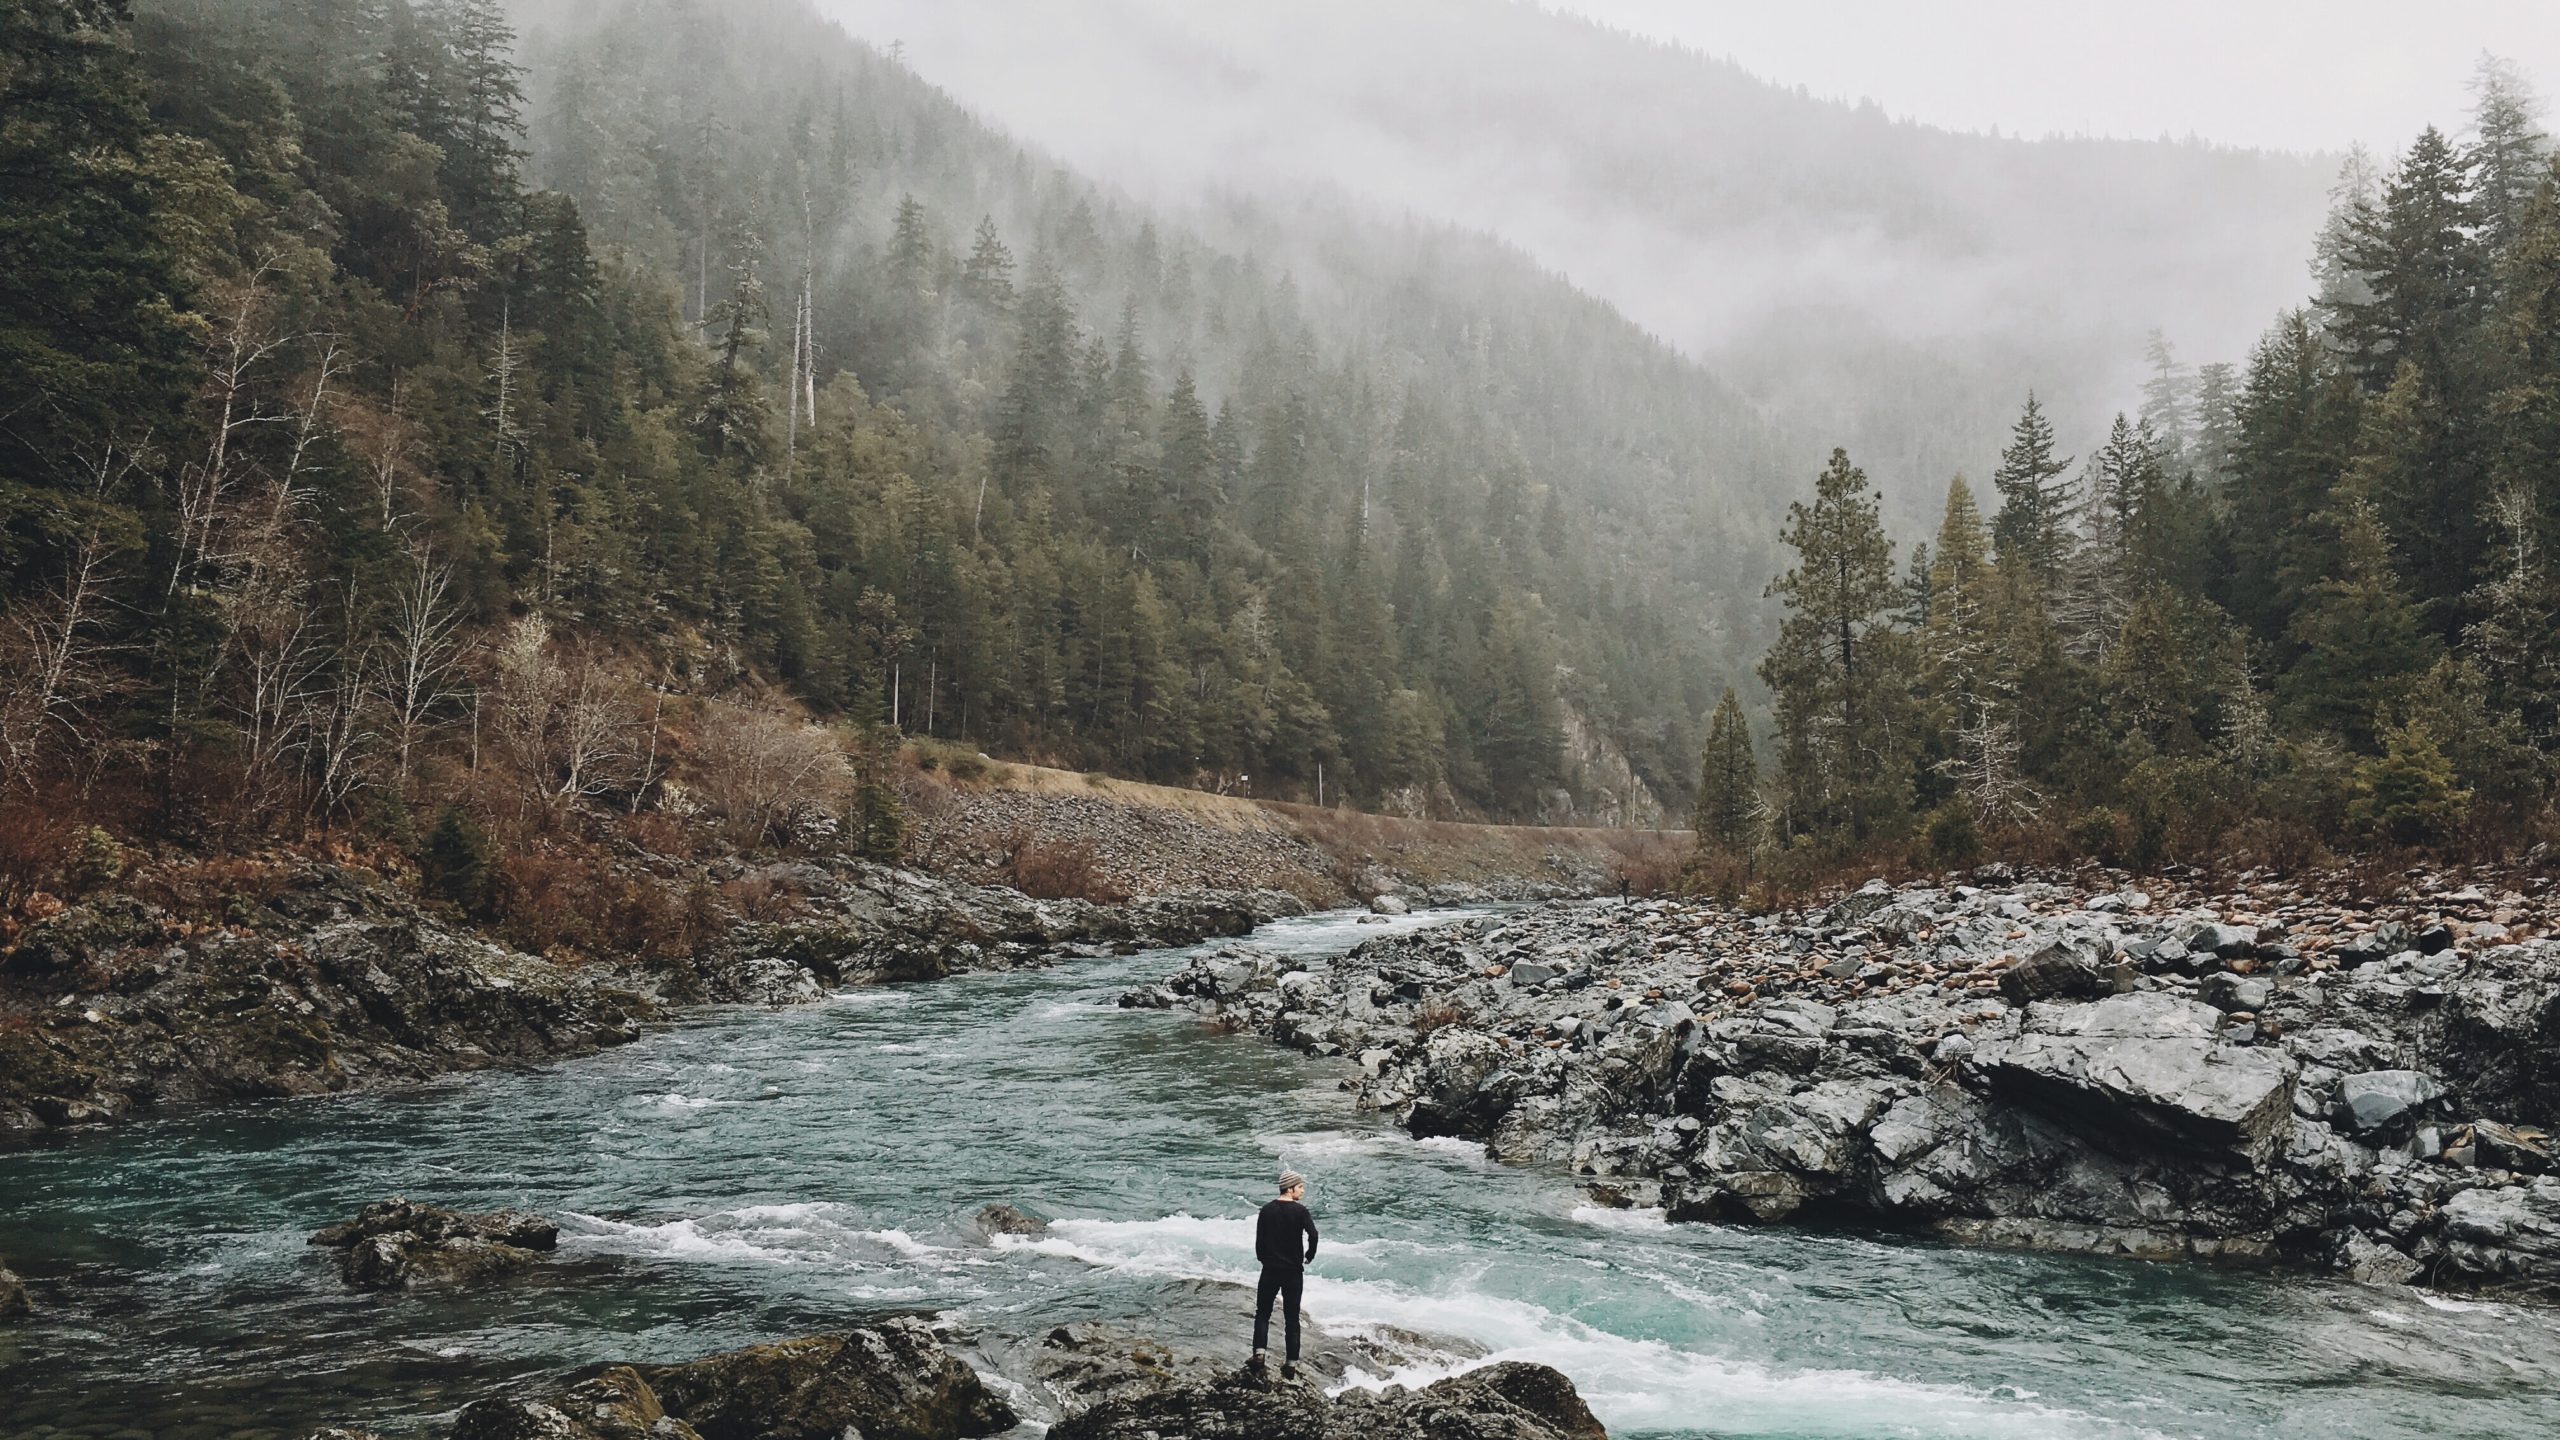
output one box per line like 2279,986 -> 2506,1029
1253,1265 -> 1304,1360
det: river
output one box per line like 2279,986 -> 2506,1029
4,907 -> 2558,1439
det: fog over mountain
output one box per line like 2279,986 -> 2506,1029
818,0 -> 2345,511
1557,0 -> 2560,153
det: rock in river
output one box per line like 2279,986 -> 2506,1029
1047,1359 -> 1608,1440
310,1198 -> 558,1291
445,1320 -> 1017,1440
0,1255 -> 28,1318
640,1320 -> 1018,1440
972,1202 -> 1050,1238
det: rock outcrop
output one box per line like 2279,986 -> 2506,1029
310,1198 -> 559,1291
316,1322 -> 1595,1440
630,858 -> 1306,1005
1047,1359 -> 1608,1440
638,1321 -> 1019,1440
441,1321 -> 1017,1440
1137,870 -> 2560,1296
0,867 -> 655,1137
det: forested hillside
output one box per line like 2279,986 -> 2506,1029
514,0 -> 1794,820
1,0 -> 1792,869
1715,72 -> 2560,876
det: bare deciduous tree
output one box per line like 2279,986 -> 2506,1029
689,701 -> 848,845
379,544 -> 468,791
0,443 -> 147,787
488,614 -> 650,815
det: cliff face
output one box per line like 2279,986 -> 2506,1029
1551,709 -> 1668,830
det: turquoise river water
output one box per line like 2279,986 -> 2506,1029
4,907 -> 2560,1439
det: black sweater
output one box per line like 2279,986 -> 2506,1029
1255,1198 -> 1319,1269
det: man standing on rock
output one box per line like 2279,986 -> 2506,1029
1250,1170 -> 1319,1381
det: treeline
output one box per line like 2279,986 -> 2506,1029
1708,66 -> 2560,878
0,0 -> 1773,900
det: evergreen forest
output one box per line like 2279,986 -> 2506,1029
1722,61 -> 2560,876
6,0 -> 2560,893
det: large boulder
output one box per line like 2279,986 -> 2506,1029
2330,1070 -> 2447,1135
1048,1360 -> 1607,1440
1984,992 -> 2297,1163
1998,939 -> 2113,1006
2438,1178 -> 2560,1297
310,1198 -> 558,1291
639,1318 -> 1017,1440
0,1257 -> 28,1318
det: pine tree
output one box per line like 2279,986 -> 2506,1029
2139,330 -> 2193,469
2312,145 -> 2385,334
436,0 -> 527,237
1691,686 -> 1758,855
1155,370 -> 1219,567
2057,415 -> 2164,660
2468,55 -> 2551,266
2349,718 -> 2471,847
2189,361 -> 2241,490
1921,476 -> 2035,823
956,214 -> 1015,351
2488,153 -> 2560,649
694,231 -> 772,467
1988,393 -> 2074,592
2355,358 -> 2486,626
2218,312 -> 2361,642
2279,484 -> 2439,749
2332,126 -> 2488,392
1759,448 -> 1913,842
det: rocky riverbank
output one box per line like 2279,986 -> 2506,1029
1130,868 -> 2560,1298
0,856 -> 1302,1142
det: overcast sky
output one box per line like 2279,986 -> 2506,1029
1548,0 -> 2559,153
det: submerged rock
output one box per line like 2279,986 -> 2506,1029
452,1367 -> 693,1440
0,1256 -> 28,1318
1048,1359 -> 1607,1440
310,1198 -> 558,1291
973,1202 -> 1050,1238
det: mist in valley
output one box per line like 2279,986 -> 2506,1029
815,0 -> 2542,517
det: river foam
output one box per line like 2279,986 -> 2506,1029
1001,1211 -> 2177,1440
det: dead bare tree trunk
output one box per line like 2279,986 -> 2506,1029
380,543 -> 466,793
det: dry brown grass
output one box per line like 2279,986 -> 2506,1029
1413,998 -> 1470,1034
1001,829 -> 1127,902
1602,831 -> 1690,897
0,792 -> 75,919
